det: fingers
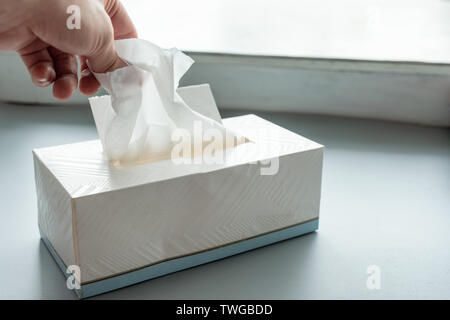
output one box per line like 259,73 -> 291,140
19,40 -> 79,100
85,0 -> 135,73
79,56 -> 101,96
48,47 -> 78,100
105,0 -> 138,39
19,0 -> 138,99
18,39 -> 56,87
81,0 -> 136,94
86,41 -> 127,76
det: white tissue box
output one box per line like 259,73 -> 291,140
33,87 -> 323,299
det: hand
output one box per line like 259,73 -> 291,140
0,0 -> 137,99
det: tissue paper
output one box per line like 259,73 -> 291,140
89,39 -> 246,167
34,114 -> 324,290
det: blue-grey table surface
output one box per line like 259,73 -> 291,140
0,101 -> 448,299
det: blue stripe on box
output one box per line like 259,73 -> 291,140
40,219 -> 318,298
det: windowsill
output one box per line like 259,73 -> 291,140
0,101 -> 448,299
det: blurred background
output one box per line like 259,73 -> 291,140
0,0 -> 449,126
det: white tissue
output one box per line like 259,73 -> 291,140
89,39 -> 246,166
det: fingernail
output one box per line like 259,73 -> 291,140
81,68 -> 91,77
35,66 -> 55,87
36,78 -> 51,87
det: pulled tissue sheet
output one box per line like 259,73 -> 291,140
89,38 -> 246,167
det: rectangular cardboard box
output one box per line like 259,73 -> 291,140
34,111 -> 323,298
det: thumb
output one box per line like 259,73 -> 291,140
80,42 -> 127,96
86,40 -> 126,73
